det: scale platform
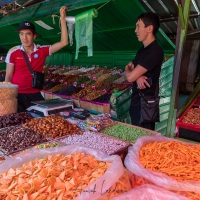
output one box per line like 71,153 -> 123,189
27,99 -> 74,117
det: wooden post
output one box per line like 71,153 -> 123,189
166,0 -> 191,137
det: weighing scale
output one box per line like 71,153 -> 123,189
27,99 -> 74,117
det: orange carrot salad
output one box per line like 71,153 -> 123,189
139,141 -> 200,182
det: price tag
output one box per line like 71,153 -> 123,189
81,84 -> 85,88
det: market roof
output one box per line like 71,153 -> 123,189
139,0 -> 200,41
1,0 -> 198,55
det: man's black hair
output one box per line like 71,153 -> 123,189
137,12 -> 160,35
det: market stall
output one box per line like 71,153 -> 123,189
0,98 -> 158,199
0,0 -> 200,199
0,0 -> 175,134
0,109 -> 200,199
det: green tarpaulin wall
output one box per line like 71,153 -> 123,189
0,0 -> 175,135
0,0 -> 174,55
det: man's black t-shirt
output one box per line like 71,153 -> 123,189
131,40 -> 164,105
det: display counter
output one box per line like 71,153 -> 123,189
176,94 -> 200,142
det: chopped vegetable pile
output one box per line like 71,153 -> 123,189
139,141 -> 200,181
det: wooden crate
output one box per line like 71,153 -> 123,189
42,91 -> 81,107
100,121 -> 161,143
80,99 -> 110,113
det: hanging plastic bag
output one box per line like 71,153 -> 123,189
110,89 -> 123,110
75,8 -> 98,59
66,16 -> 76,46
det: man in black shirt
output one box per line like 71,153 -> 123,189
125,12 -> 164,130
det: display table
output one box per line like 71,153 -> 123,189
176,94 -> 200,142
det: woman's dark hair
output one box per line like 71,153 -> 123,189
137,12 -> 160,35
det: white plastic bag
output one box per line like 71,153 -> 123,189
124,135 -> 200,193
0,145 -> 124,200
111,184 -> 189,200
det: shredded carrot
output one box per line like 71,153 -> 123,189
131,140 -> 200,200
139,141 -> 200,182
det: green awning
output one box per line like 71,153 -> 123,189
0,0 -> 175,55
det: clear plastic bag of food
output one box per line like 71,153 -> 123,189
0,98 -> 17,116
111,184 -> 189,200
0,82 -> 18,100
0,145 -> 130,200
124,135 -> 200,194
